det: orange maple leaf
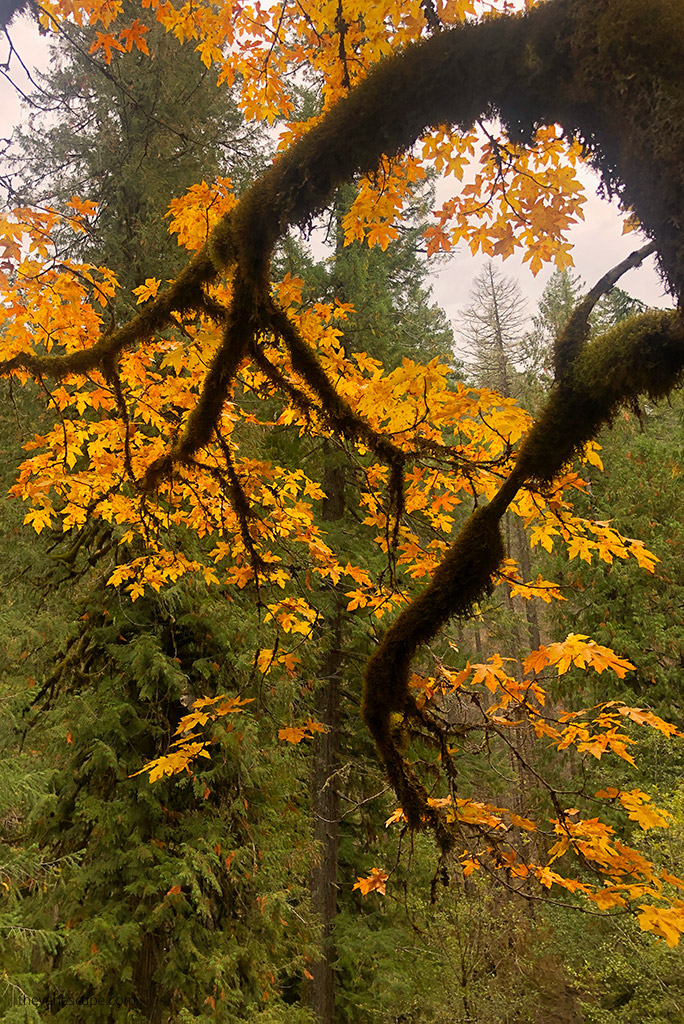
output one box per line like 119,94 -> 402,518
119,19 -> 150,53
278,725 -> 309,744
89,31 -> 126,63
353,867 -> 389,896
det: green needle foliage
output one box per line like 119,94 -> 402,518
8,6 -> 264,293
1,582 -> 314,1023
0,7 -> 312,1020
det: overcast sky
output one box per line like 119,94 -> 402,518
431,173 -> 673,333
1,11 -> 673,333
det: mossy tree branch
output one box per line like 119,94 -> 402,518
2,0 -> 684,831
5,0 -> 683,401
362,306 -> 684,833
553,242 -> 657,376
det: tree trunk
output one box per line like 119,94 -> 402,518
514,519 -> 542,652
310,457 -> 345,1023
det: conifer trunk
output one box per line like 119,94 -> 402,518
515,517 -> 542,652
310,457 -> 345,1023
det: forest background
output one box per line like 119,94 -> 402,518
0,0 -> 683,1022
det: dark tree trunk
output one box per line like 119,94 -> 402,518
515,517 -> 542,653
310,456 -> 345,1023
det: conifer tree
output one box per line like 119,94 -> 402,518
459,263 -> 528,396
524,268 -> 647,383
9,6 -> 262,290
273,180 -> 456,1023
2,0 -> 684,1013
0,10 -> 314,1021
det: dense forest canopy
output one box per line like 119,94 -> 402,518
1,0 -> 684,1018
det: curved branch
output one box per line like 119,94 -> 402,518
3,0 -> 684,836
0,246 -> 220,380
362,308 -> 684,830
554,241 -> 657,376
142,272 -> 260,489
5,0 -> 683,462
269,301 -> 406,543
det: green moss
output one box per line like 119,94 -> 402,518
207,213 -> 237,273
4,0 -> 684,845
361,504 -> 504,831
517,311 -> 684,485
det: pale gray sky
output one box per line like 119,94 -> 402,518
430,171 -> 672,330
0,13 -> 49,135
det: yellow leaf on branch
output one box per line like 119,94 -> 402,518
132,278 -> 161,304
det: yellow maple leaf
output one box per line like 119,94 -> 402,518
65,196 -> 98,218
544,634 -> 635,678
628,538 -> 660,573
618,789 -> 671,830
509,812 -> 537,832
132,277 -> 161,304
23,507 -> 53,534
119,19 -> 150,54
461,857 -> 481,878
305,719 -> 330,735
661,870 -> 684,892
256,649 -> 275,674
278,651 -> 300,673
617,706 -> 681,737
581,440 -> 604,470
589,888 -> 627,910
595,787 -> 619,799
638,904 -> 684,947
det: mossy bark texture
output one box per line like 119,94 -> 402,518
4,0 -> 684,834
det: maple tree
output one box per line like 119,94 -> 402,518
2,0 -> 684,967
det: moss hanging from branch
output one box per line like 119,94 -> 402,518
362,301 -> 684,842
2,0 -> 684,833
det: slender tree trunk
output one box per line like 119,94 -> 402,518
310,456 -> 345,1023
133,932 -> 163,1024
515,517 -> 542,652
488,263 -> 513,400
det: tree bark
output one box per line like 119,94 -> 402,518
310,456 -> 345,1023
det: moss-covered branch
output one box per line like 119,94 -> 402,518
0,248 -> 220,381
362,308 -> 684,831
6,0 -> 683,394
268,301 -> 406,525
553,242 -> 657,376
2,0 -> 684,834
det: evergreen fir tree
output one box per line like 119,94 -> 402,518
522,268 -> 647,384
2,583 -> 314,1023
0,9 -> 313,1021
9,6 -> 263,291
